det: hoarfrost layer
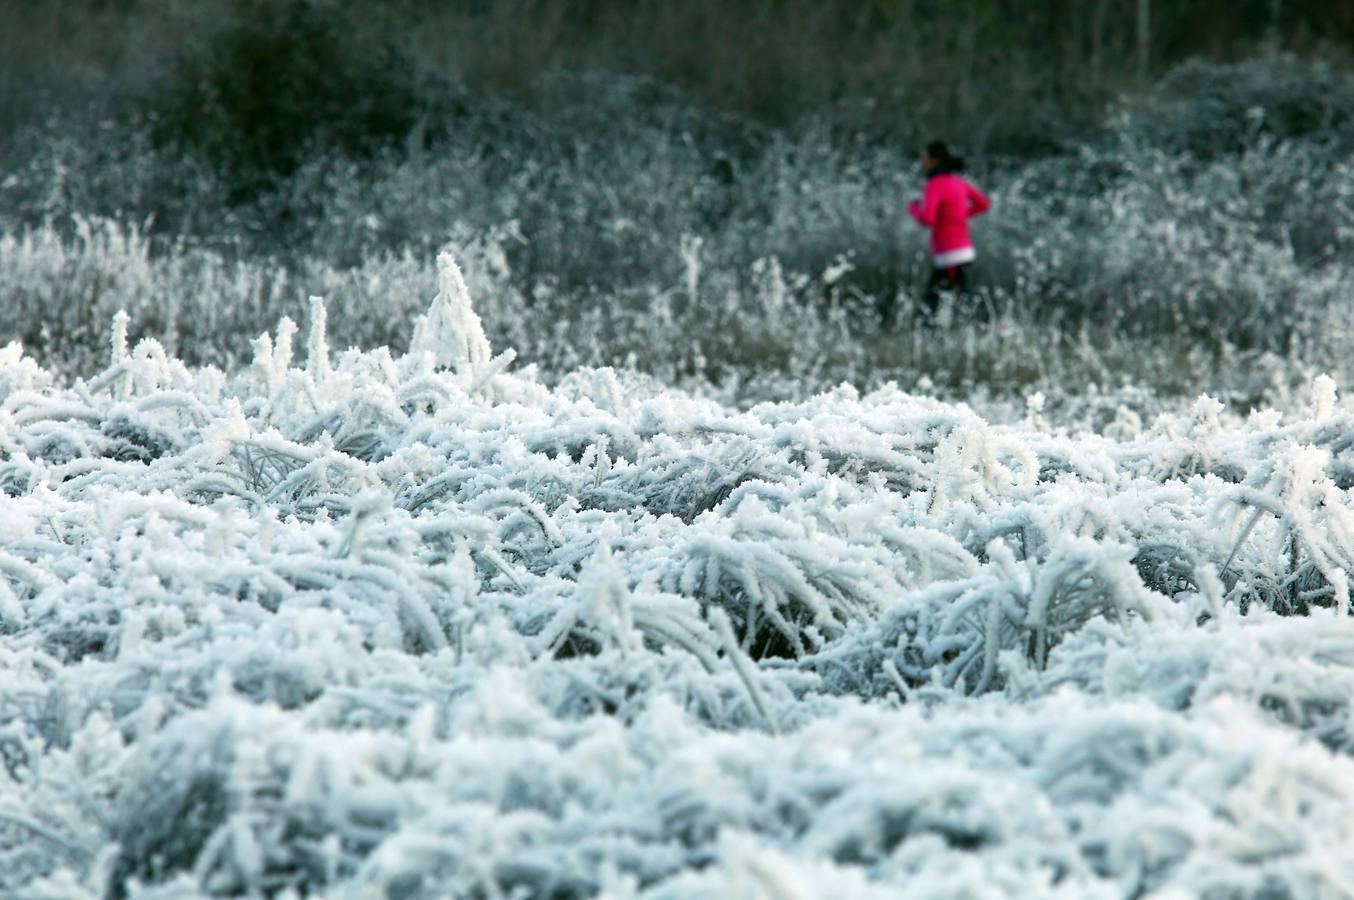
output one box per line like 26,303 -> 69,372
2,284 -> 1354,898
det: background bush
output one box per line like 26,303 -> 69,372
150,0 -> 434,186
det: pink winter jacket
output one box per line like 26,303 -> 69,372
907,173 -> 990,256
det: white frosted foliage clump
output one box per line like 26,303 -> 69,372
3,312 -> 1354,898
306,294 -> 331,385
409,251 -> 493,377
1312,372 -> 1338,422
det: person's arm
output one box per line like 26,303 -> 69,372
908,180 -> 940,226
965,180 -> 991,217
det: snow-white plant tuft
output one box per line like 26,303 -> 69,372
409,251 -> 492,378
110,309 -> 130,366
1312,372 -> 1338,422
306,295 -> 331,388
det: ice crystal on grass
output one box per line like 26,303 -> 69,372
3,280 -> 1354,897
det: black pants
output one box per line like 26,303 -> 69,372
878,262 -> 974,326
922,263 -> 970,316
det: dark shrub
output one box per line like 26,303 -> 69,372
150,0 -> 430,186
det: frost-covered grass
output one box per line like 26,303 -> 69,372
3,258 -> 1354,897
0,211 -> 1341,419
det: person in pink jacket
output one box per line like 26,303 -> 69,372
906,141 -> 990,318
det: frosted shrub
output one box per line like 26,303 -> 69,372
4,275 -> 1354,897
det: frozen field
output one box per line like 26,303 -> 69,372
2,257 -> 1353,897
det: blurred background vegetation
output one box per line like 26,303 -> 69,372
0,0 -> 1352,410
4,0 -> 1352,156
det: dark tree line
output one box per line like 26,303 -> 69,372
1,0 -> 1350,159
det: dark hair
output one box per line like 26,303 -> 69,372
925,140 -> 966,173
